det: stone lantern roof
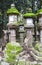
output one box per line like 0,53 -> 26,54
7,4 -> 19,15
37,9 -> 42,15
36,9 -> 42,17
23,12 -> 35,18
36,9 -> 42,28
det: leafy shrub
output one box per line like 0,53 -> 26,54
4,42 -> 23,64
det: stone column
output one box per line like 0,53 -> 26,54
19,24 -> 25,46
24,25 -> 34,47
7,25 -> 17,43
40,29 -> 42,43
37,9 -> 42,43
20,33 -> 24,44
9,28 -> 16,43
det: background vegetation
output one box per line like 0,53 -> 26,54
0,0 -> 42,38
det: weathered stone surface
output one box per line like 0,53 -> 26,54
20,33 -> 24,46
9,29 -> 16,43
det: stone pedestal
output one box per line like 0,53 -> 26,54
24,24 -> 34,47
19,24 -> 25,46
7,25 -> 17,43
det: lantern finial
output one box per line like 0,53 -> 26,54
11,4 -> 15,8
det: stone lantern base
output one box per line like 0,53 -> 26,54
7,23 -> 18,43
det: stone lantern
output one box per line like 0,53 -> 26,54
7,4 -> 19,43
23,12 -> 35,45
19,23 -> 25,46
37,9 -> 42,43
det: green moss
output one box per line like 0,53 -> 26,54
38,9 -> 42,13
36,9 -> 42,16
18,21 -> 24,26
23,13 -> 35,18
7,7 -> 19,15
5,42 -> 23,63
36,13 -> 39,16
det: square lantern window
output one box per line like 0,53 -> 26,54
26,18 -> 33,25
9,15 -> 17,23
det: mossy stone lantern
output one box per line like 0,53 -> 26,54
23,12 -> 35,45
37,9 -> 42,43
7,4 -> 19,43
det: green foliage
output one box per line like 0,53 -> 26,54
7,7 -> 19,15
5,42 -> 23,63
23,13 -> 35,18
